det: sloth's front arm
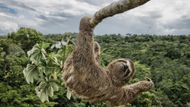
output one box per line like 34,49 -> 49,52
108,79 -> 154,106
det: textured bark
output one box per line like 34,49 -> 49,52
90,0 -> 150,28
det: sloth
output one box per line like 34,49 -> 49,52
63,16 -> 154,106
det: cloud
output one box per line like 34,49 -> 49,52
0,0 -> 100,35
0,0 -> 190,35
95,0 -> 190,35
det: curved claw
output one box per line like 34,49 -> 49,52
145,77 -> 154,88
145,77 -> 152,81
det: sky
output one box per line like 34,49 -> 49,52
0,0 -> 190,35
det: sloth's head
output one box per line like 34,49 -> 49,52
107,58 -> 135,87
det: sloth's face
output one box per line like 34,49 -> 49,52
108,59 -> 135,85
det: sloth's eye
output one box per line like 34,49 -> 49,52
123,64 -> 128,70
122,63 -> 129,77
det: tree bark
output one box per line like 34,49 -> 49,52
90,0 -> 150,28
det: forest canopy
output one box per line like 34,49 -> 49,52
0,28 -> 190,107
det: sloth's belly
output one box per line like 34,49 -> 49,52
64,73 -> 109,101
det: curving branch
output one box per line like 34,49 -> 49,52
90,0 -> 150,28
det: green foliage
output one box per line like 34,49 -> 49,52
0,35 -> 56,107
1,28 -> 190,107
8,27 -> 43,51
23,40 -> 74,102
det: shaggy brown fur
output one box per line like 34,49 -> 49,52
63,16 -> 154,106
94,41 -> 101,64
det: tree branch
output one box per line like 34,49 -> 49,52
90,0 -> 150,28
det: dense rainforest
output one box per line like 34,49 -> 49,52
0,28 -> 190,107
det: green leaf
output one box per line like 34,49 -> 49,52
66,90 -> 72,100
51,82 -> 59,91
37,90 -> 49,102
35,81 -> 59,102
27,43 -> 39,57
27,43 -> 48,64
41,48 -> 47,60
41,42 -> 50,49
35,82 -> 49,102
23,64 -> 39,83
47,86 -> 54,97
